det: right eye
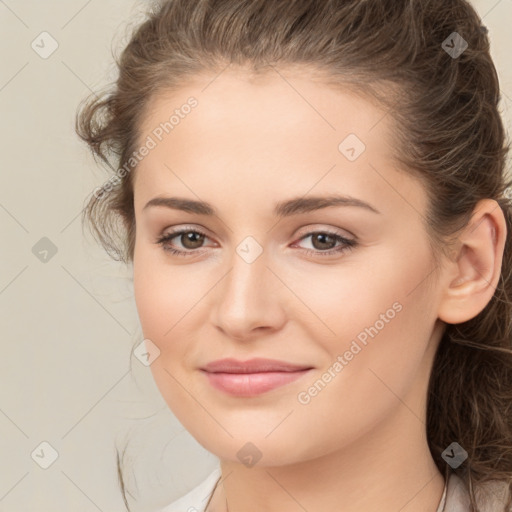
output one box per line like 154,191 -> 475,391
155,228 -> 214,257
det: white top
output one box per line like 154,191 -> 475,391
156,466 -> 510,512
158,467 -> 222,512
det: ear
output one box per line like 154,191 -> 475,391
437,199 -> 507,325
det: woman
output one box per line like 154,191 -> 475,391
76,0 -> 512,510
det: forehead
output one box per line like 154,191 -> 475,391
139,67 -> 392,145
133,67 -> 427,220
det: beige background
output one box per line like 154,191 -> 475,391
0,1 -> 510,511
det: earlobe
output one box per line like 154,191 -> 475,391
438,199 -> 507,325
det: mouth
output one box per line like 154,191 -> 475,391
200,358 -> 314,397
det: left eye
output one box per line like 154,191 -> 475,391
292,231 -> 357,257
155,229 -> 357,258
295,231 -> 353,252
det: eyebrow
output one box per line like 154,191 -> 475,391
142,194 -> 380,217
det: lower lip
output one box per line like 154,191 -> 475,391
202,369 -> 312,397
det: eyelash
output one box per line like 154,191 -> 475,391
155,227 -> 357,258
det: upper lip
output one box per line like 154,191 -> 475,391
201,358 -> 313,374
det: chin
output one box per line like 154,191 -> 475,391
189,429 -> 318,468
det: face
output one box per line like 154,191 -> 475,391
132,67 -> 446,466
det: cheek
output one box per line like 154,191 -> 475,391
286,277 -> 435,461
289,241 -> 437,401
284,240 -> 435,344
132,245 -> 212,404
133,255 -> 204,420
133,242 -> 196,341
133,264 -> 168,341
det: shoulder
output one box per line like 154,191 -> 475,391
446,472 -> 511,512
154,467 -> 222,512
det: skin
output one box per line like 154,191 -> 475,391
131,66 -> 507,512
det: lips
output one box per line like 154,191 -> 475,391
201,357 -> 313,373
200,358 -> 313,396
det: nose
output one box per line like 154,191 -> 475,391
210,246 -> 287,342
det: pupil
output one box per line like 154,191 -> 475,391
313,233 -> 335,250
183,232 -> 204,249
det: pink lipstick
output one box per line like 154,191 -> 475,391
200,358 -> 313,397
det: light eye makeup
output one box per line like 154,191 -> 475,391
154,225 -> 358,259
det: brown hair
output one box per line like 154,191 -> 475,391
76,0 -> 512,510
